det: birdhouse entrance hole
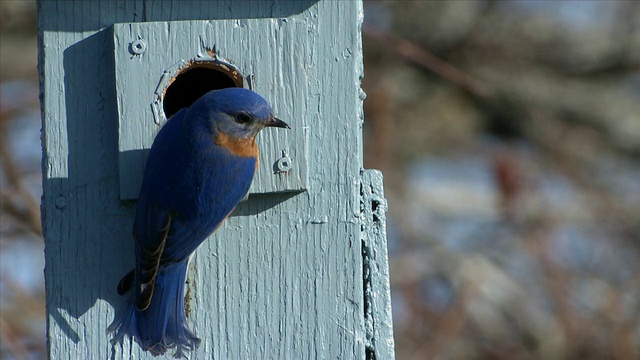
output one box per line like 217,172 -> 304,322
163,61 -> 245,119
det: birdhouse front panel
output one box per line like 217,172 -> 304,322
113,21 -> 309,200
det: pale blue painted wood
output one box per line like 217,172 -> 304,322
361,170 -> 395,359
114,20 -> 309,199
38,1 -> 394,359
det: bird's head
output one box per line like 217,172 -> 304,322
188,88 -> 289,141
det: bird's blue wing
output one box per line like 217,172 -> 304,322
130,107 -> 256,308
130,108 -> 188,309
159,141 -> 257,262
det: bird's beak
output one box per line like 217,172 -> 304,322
267,117 -> 290,129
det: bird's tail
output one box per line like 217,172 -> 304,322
109,260 -> 201,358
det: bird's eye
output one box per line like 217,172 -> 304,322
235,113 -> 252,124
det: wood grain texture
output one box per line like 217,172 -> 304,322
361,170 -> 395,360
113,19 -> 310,199
39,1 -> 394,359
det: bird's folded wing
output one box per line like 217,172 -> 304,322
135,210 -> 172,311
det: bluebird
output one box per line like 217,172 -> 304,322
109,87 -> 289,357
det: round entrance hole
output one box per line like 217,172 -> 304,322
163,61 -> 244,119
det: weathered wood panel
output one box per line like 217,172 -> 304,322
38,1 -> 394,359
113,20 -> 309,199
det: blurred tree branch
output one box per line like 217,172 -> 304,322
363,25 -> 493,100
0,109 -> 42,237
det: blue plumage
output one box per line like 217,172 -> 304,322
109,88 -> 289,357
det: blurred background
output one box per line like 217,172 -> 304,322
1,1 -> 638,359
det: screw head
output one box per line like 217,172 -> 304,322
276,156 -> 292,172
129,39 -> 147,55
55,196 -> 67,209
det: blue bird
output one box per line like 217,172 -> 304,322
109,88 -> 289,357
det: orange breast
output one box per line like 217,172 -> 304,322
214,132 -> 259,159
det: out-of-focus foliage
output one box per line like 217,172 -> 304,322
1,1 -> 44,359
362,1 -> 639,359
0,1 -> 37,82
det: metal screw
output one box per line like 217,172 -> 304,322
276,155 -> 292,172
55,196 -> 66,209
130,39 -> 147,55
